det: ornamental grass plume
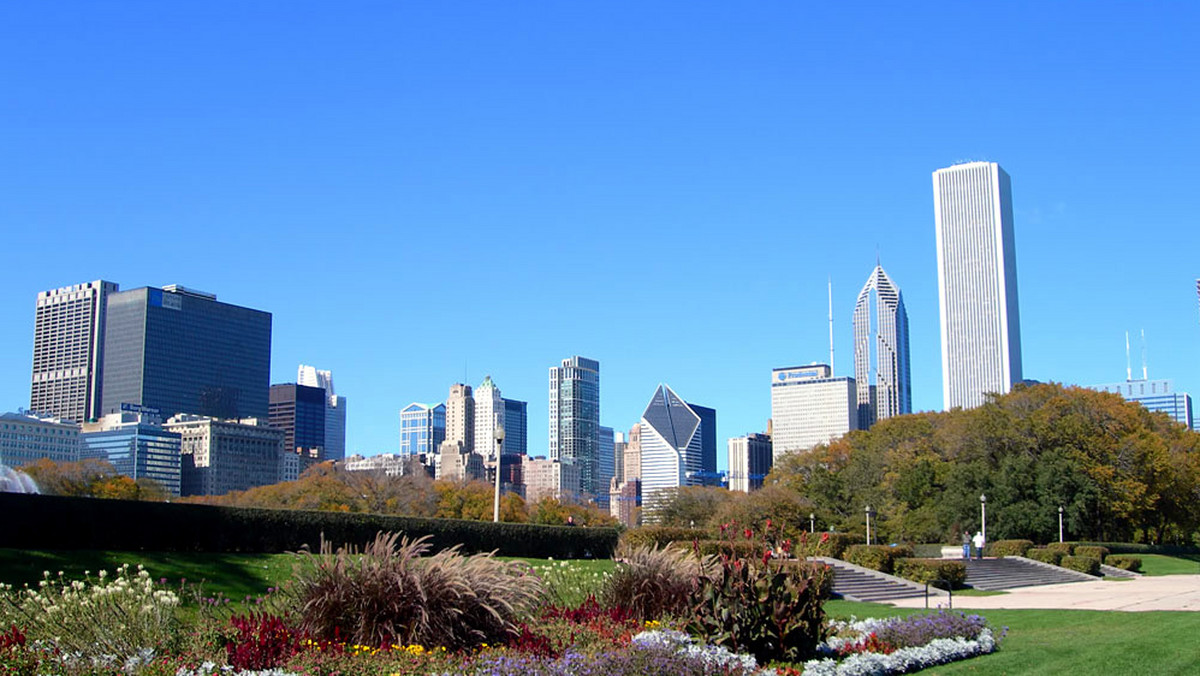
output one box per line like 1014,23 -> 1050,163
601,543 -> 712,621
286,531 -> 543,651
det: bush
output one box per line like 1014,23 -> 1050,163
287,531 -> 542,650
1045,542 -> 1073,556
844,545 -> 913,574
794,531 -> 856,559
1025,548 -> 1064,566
1060,555 -> 1101,576
694,539 -> 761,559
1068,541 -> 1199,556
0,492 -> 617,558
603,544 -> 710,621
687,536 -> 829,663
985,539 -> 1034,557
1105,555 -> 1143,572
620,526 -> 709,550
893,559 -> 968,589
0,563 -> 179,666
1074,545 -> 1111,560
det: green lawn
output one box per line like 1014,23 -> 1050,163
1136,553 -> 1200,576
826,600 -> 1200,674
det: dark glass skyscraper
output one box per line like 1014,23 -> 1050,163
269,384 -> 327,461
101,286 -> 272,420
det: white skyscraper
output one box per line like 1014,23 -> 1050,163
933,161 -> 1023,410
297,364 -> 347,461
30,280 -> 119,422
769,364 -> 857,458
638,384 -> 711,518
473,375 -> 505,460
853,265 -> 911,428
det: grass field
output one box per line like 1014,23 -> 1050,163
826,599 -> 1200,674
1137,553 -> 1200,576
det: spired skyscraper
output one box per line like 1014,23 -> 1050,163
933,161 -> 1023,410
549,355 -> 600,498
853,264 -> 911,428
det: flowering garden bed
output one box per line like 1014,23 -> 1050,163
0,530 -> 1003,675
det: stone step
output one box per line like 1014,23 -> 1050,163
811,556 -> 949,604
964,556 -> 1098,590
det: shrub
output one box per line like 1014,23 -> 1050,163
1074,545 -> 1111,560
1025,548 -> 1064,566
695,539 -> 760,559
1060,555 -> 1101,576
602,544 -> 710,621
1105,555 -> 1143,572
893,559 -> 968,589
794,532 -> 856,560
844,545 -> 913,574
1069,541 -> 1198,556
985,539 -> 1034,557
287,531 -> 543,650
620,527 -> 709,550
1045,542 -> 1073,556
0,563 -> 179,664
687,530 -> 829,664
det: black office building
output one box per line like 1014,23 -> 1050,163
269,383 -> 327,461
101,286 -> 272,420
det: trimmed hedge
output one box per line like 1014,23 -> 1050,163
986,539 -> 1034,557
1074,545 -> 1111,560
620,527 -> 709,549
1045,542 -> 1073,556
1068,541 -> 1200,556
1061,555 -> 1101,576
843,544 -> 914,574
1105,555 -> 1143,572
893,558 -> 968,590
0,493 -> 617,559
1026,548 -> 1064,566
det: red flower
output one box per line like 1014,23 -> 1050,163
821,532 -> 830,543
744,528 -> 753,540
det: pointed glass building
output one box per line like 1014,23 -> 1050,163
638,384 -> 715,519
853,265 -> 911,428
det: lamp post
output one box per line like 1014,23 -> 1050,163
1058,505 -> 1064,543
980,494 -> 987,545
865,505 -> 872,545
492,425 -> 505,523
810,512 -> 815,534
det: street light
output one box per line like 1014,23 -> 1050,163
492,425 -> 506,523
810,512 -> 815,534
980,494 -> 987,545
865,505 -> 873,545
1058,505 -> 1064,543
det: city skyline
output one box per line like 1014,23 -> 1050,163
2,4 -> 1198,464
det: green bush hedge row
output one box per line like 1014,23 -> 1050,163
619,527 -> 710,549
1074,545 -> 1111,560
985,539 -> 1034,557
1068,541 -> 1199,555
0,493 -> 618,559
1061,555 -> 1101,576
893,558 -> 968,589
1104,555 -> 1143,572
1045,542 -> 1073,555
1026,548 -> 1064,565
843,544 -> 915,574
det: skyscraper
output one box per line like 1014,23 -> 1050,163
853,264 -> 911,428
297,365 -> 347,462
101,286 -> 272,420
474,376 -> 505,461
933,161 -> 1023,410
549,355 -> 599,498
728,433 -> 772,493
502,398 -> 528,456
268,383 -> 327,464
29,280 -> 119,422
444,383 -> 474,453
769,364 -> 857,458
399,402 -> 446,456
638,384 -> 715,518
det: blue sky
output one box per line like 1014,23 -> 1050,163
2,2 -> 1198,466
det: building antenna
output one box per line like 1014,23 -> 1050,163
828,276 -> 835,373
1141,329 -> 1148,380
1125,331 -> 1132,381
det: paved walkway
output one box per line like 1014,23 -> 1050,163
889,575 -> 1200,611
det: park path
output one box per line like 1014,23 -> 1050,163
889,574 -> 1200,611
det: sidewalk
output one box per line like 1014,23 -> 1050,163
889,575 -> 1200,611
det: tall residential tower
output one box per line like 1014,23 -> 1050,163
853,265 -> 911,428
933,162 -> 1023,410
29,280 -> 119,422
549,355 -> 599,498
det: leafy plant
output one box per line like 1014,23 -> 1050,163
601,544 -> 709,621
844,545 -> 913,574
1104,555 -> 1142,572
1061,555 -> 1101,576
225,612 -> 302,670
287,531 -> 543,650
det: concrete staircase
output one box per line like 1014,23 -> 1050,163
964,556 -> 1098,590
1099,563 -> 1142,579
812,557 -> 950,604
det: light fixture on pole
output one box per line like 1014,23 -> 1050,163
810,512 -> 815,534
492,425 -> 506,523
1058,505 -> 1064,543
865,505 -> 872,545
980,494 -> 987,544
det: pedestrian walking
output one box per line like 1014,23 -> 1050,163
972,531 -> 985,559
961,531 -> 971,559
